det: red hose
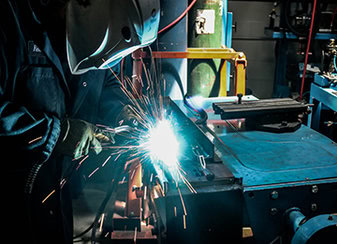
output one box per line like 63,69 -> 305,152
331,7 -> 337,28
158,0 -> 197,34
299,0 -> 317,100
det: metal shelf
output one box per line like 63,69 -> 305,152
265,29 -> 337,40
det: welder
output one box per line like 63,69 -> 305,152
0,0 -> 159,243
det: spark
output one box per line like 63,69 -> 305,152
28,136 -> 42,144
114,153 -> 122,161
60,178 -> 67,189
182,176 -> 197,194
75,56 -> 198,238
133,227 -> 137,243
42,189 -> 56,204
72,154 -> 84,161
99,213 -> 105,233
76,155 -> 89,170
88,167 -> 100,178
177,186 -> 187,216
130,169 -> 136,180
143,186 -> 147,200
102,155 -> 112,167
183,214 -> 187,230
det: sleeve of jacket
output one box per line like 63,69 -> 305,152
0,100 -> 61,164
0,26 -> 60,165
97,67 -> 131,127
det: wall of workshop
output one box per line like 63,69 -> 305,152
229,1 -> 276,98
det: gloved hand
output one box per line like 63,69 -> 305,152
55,119 -> 113,159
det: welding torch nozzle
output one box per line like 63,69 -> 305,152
94,125 -> 134,144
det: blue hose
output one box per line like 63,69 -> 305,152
334,55 -> 337,73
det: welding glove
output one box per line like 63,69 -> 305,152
55,119 -> 113,159
115,105 -> 140,128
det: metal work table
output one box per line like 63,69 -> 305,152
175,96 -> 337,243
176,96 -> 337,188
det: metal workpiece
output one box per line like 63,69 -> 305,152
167,98 -> 215,161
213,98 -> 307,119
158,98 -> 239,190
213,97 -> 309,132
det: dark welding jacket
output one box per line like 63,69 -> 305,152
0,1 -> 127,243
0,0 -> 126,171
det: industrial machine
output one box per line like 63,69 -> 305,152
307,39 -> 337,141
76,95 -> 337,244
264,0 -> 337,98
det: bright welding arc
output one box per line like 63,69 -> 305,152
142,119 -> 180,171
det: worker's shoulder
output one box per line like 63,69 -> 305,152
0,0 -> 25,38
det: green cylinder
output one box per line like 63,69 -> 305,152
188,0 -> 222,97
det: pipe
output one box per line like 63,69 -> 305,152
158,0 -> 197,34
286,208 -> 306,232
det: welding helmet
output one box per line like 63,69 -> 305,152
66,0 -> 160,74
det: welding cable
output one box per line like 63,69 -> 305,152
73,152 -> 127,242
299,0 -> 317,100
90,154 -> 127,244
158,0 -> 197,34
73,223 -> 94,240
90,180 -> 118,244
23,163 -> 44,243
73,154 -> 123,242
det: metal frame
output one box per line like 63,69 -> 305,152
307,82 -> 337,130
151,47 -> 247,96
